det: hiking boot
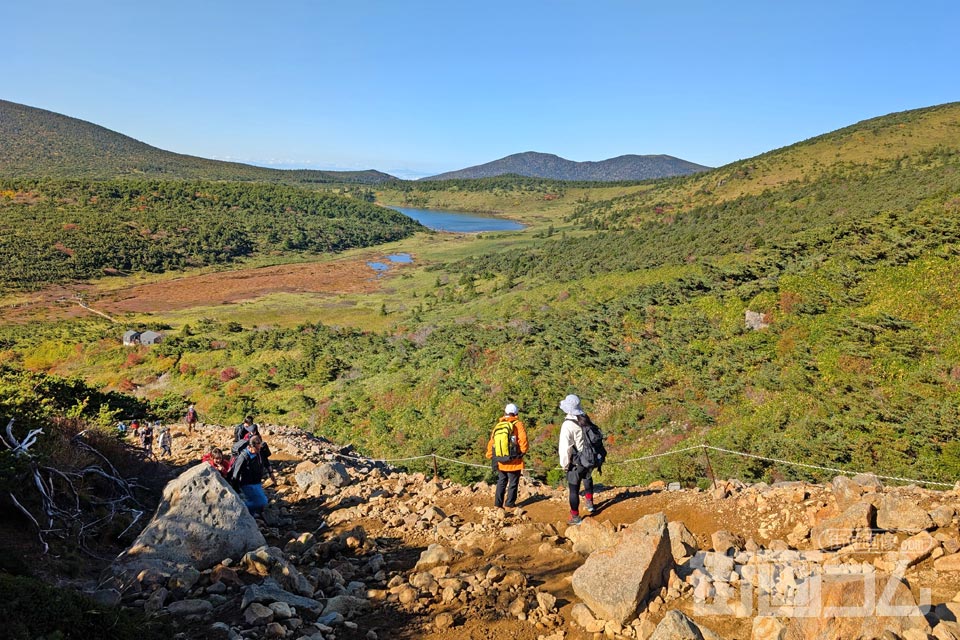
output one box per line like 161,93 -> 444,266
583,499 -> 595,514
567,515 -> 583,526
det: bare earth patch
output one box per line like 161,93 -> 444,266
1,256 -> 398,322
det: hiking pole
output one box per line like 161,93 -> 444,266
701,445 -> 718,491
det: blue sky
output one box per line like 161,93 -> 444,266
6,1 -> 959,178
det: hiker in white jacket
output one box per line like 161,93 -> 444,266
558,394 -> 595,525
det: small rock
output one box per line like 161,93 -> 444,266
435,612 -> 455,629
245,602 -> 275,626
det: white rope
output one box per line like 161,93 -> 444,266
701,445 -> 956,488
609,445 -> 706,465
433,454 -> 491,470
327,441 -> 956,489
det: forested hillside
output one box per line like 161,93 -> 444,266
0,179 -> 423,289
3,103 -> 960,491
0,100 -> 396,184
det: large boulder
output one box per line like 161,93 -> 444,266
785,574 -> 930,639
105,464 -> 265,589
877,493 -> 935,533
564,518 -> 619,556
810,501 -> 876,550
294,460 -> 351,492
830,476 -> 863,512
668,521 -> 700,563
572,512 -> 673,625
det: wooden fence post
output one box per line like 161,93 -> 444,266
702,445 -> 718,491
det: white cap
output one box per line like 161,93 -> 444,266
504,403 -> 519,415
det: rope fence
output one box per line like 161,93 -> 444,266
331,443 -> 957,489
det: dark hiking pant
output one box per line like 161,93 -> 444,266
567,466 -> 594,513
495,469 -> 521,508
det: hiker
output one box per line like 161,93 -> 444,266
184,403 -> 199,433
157,423 -> 172,458
201,446 -> 230,477
234,415 -> 259,442
227,435 -> 273,517
558,394 -> 599,525
485,402 -> 529,510
136,420 -> 154,459
115,421 -> 128,437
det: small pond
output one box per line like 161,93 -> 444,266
389,206 -> 525,232
368,252 -> 413,275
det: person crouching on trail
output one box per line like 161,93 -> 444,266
228,435 -> 271,517
202,446 -> 230,477
558,394 -> 595,526
485,403 -> 529,510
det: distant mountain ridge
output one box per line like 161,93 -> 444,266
0,100 -> 396,184
424,151 -> 710,182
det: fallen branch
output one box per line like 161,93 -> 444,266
8,492 -> 49,554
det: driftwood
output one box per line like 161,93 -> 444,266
1,418 -> 145,556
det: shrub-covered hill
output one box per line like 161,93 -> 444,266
0,179 -> 424,290
567,102 -> 960,228
0,99 -> 396,184
4,103 -> 960,490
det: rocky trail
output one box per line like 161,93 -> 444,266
82,423 -> 960,640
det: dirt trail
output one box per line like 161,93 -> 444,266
147,424 -> 795,640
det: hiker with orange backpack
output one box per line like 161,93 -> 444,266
485,403 -> 529,511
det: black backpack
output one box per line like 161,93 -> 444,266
575,416 -> 607,474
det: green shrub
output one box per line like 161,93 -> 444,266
0,573 -> 172,640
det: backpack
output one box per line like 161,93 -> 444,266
234,423 -> 253,442
491,419 -> 521,466
574,416 -> 607,474
185,407 -> 196,421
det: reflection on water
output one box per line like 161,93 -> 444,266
367,252 -> 414,276
389,206 -> 524,232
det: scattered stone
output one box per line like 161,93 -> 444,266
711,530 -> 744,556
245,602 -> 275,626
752,616 -> 786,640
434,612 -> 455,629
649,609 -> 709,640
785,574 -> 930,639
167,598 -> 214,617
241,545 -> 314,596
415,544 -> 456,570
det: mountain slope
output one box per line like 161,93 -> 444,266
0,100 -> 397,184
425,151 -> 710,182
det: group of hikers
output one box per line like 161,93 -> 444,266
120,395 -> 604,525
118,406 -> 276,519
117,418 -> 173,460
486,393 -> 606,526
201,415 -> 277,519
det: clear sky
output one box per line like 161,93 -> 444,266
5,1 -> 959,179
